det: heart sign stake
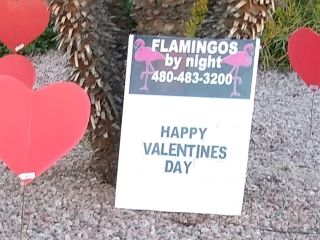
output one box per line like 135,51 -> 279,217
0,76 -> 91,185
0,54 -> 36,88
0,0 -> 50,52
288,27 -> 320,137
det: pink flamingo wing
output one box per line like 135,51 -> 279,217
222,52 -> 251,67
135,47 -> 165,62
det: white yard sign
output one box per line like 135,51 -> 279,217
115,35 -> 260,215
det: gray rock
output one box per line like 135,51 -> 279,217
0,52 -> 319,239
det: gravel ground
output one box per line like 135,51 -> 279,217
0,51 -> 319,240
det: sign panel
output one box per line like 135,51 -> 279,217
116,35 -> 260,215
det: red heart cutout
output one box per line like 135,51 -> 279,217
0,54 -> 35,88
288,28 -> 320,91
0,76 -> 90,185
0,0 -> 50,52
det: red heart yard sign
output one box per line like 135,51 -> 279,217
0,54 -> 36,88
0,0 -> 50,52
288,28 -> 320,91
0,76 -> 91,185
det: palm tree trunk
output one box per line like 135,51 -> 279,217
132,0 -> 208,36
51,0 -> 128,185
200,0 -> 279,39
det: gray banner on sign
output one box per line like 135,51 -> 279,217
129,35 -> 257,99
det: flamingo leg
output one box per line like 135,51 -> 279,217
228,66 -> 237,75
140,62 -> 149,91
140,63 -> 153,80
140,64 -> 148,80
231,66 -> 240,97
140,71 -> 146,80
148,62 -> 155,74
235,67 -> 242,85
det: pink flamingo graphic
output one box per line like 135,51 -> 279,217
222,43 -> 254,97
134,39 -> 165,91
